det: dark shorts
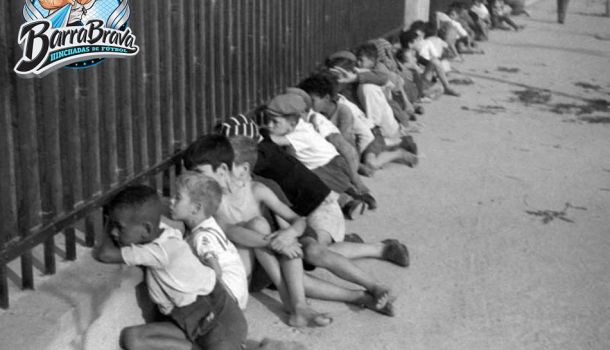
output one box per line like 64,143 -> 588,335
417,55 -> 430,67
170,282 -> 247,350
361,127 -> 386,161
312,156 -> 352,194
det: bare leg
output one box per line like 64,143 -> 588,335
368,149 -> 417,169
279,256 -> 332,327
301,236 -> 393,309
303,274 -> 395,316
120,322 -> 192,350
246,216 -> 330,327
425,58 -> 460,96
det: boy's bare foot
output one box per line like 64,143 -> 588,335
369,285 -> 395,310
358,292 -> 396,317
382,239 -> 410,267
289,304 -> 332,328
444,87 -> 461,97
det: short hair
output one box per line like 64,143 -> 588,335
229,135 -> 258,170
183,134 -> 234,171
409,20 -> 426,33
298,73 -> 337,99
399,29 -> 420,48
105,185 -> 162,226
424,22 -> 438,38
176,172 -> 222,217
354,43 -> 378,61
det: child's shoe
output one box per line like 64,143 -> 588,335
399,135 -> 418,155
382,239 -> 410,267
344,233 -> 365,243
342,200 -> 364,220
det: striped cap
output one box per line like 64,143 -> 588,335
219,114 -> 260,140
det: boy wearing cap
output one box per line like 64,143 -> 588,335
264,92 -> 376,213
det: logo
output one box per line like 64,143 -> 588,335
14,0 -> 139,78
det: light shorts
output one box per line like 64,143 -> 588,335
306,191 -> 345,243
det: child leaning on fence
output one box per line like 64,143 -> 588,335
169,172 -> 249,310
93,185 -> 247,350
229,132 -> 412,317
183,134 -> 332,328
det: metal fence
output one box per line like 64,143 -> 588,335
0,0 -> 406,308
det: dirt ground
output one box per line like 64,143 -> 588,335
1,0 -> 609,349
244,1 -> 610,349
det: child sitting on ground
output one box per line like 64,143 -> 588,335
283,87 -> 377,209
183,134 -> 332,328
265,92 -> 377,213
412,23 -> 461,97
94,185 -> 247,350
298,74 -> 418,172
170,172 -> 249,310
470,0 -> 492,40
491,0 -> 523,31
229,133 -> 411,316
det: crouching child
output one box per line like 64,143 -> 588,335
93,185 -> 247,350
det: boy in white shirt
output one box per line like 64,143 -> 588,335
94,185 -> 246,350
170,172 -> 249,310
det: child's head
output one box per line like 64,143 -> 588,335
424,22 -> 439,38
105,185 -> 163,247
171,172 -> 222,225
265,93 -> 307,137
354,43 -> 378,69
183,134 -> 234,187
399,29 -> 423,50
325,50 -> 357,72
297,74 -> 337,115
409,20 -> 427,35
229,135 -> 259,181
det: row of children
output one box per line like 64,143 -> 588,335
92,2 -> 525,348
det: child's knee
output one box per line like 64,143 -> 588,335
245,216 -> 271,235
303,242 -> 328,263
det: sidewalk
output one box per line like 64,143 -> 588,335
2,0 -> 610,349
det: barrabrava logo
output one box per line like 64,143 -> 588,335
14,0 -> 139,78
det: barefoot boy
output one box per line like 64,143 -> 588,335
183,134 -> 332,328
93,185 -> 247,350
170,172 -> 249,310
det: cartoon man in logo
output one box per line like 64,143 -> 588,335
39,0 -> 96,26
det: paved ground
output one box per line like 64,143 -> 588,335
1,0 -> 609,349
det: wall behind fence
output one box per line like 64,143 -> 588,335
0,0 -> 406,307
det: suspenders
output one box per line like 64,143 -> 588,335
191,226 -> 230,251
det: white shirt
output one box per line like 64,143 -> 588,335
471,3 -> 490,20
121,222 -> 216,315
187,217 -> 248,309
436,12 -> 469,38
337,95 -> 375,153
304,110 -> 340,138
417,37 -> 446,61
286,119 -> 339,170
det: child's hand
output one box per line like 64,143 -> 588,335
329,66 -> 357,83
275,242 -> 303,259
200,252 -> 222,276
266,228 -> 299,253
